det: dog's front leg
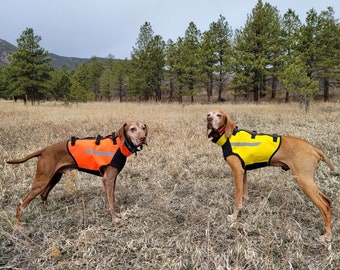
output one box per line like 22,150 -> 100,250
243,172 -> 249,203
226,155 -> 245,222
102,166 -> 122,224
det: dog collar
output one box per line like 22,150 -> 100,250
209,128 -> 228,147
120,140 -> 143,157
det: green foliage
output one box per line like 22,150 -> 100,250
49,67 -> 71,101
0,66 -> 10,98
201,15 -> 233,101
130,22 -> 166,100
72,57 -> 104,101
165,22 -> 202,102
232,0 -> 281,102
100,58 -> 129,102
281,57 -> 318,110
69,78 -> 93,104
6,28 -> 52,104
1,3 -> 339,104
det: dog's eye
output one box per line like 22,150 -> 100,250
130,127 -> 137,132
216,114 -> 222,118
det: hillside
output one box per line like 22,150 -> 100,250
0,38 -> 104,70
0,39 -> 17,65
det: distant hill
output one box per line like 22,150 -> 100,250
0,38 -> 106,70
0,39 -> 17,65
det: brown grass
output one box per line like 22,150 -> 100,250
0,100 -> 339,269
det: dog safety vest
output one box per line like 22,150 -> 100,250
67,135 -> 135,176
210,128 -> 281,170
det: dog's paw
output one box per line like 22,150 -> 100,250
13,223 -> 24,233
227,214 -> 237,223
320,233 -> 332,243
112,215 -> 123,226
330,167 -> 340,176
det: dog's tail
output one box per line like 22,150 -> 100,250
315,148 -> 335,171
6,150 -> 43,164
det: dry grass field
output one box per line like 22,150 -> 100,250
0,100 -> 339,269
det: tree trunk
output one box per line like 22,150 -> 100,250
253,85 -> 259,103
271,77 -> 276,99
206,74 -> 213,102
285,91 -> 289,103
323,78 -> 329,102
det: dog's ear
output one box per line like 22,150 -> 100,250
225,114 -> 236,137
117,123 -> 127,145
143,123 -> 148,138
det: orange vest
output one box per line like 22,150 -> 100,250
67,136 -> 133,176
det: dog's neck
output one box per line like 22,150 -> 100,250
121,139 -> 143,156
209,126 -> 239,147
208,126 -> 226,146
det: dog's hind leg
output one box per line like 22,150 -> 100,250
40,173 -> 63,204
15,165 -> 56,227
290,165 -> 332,242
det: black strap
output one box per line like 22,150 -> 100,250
112,132 -> 117,145
232,126 -> 239,135
251,131 -> 257,139
273,134 -> 278,142
71,136 -> 77,146
95,135 -> 102,145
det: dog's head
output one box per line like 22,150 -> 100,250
206,110 -> 235,138
118,121 -> 148,148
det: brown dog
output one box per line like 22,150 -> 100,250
7,121 -> 147,229
207,110 -> 335,242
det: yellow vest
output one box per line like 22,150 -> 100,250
215,129 -> 281,170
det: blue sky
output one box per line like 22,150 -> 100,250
1,0 -> 339,59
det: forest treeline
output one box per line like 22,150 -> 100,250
0,1 -> 339,104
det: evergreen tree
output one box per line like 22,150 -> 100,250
72,58 -> 104,101
280,9 -> 302,102
0,66 -> 10,98
7,28 -> 52,105
87,57 -> 104,100
100,58 -> 129,102
201,15 -> 233,101
164,23 -> 202,103
281,57 -> 318,112
165,39 -> 180,102
182,22 -> 202,102
315,7 -> 340,101
69,77 -> 93,104
232,0 -> 281,102
49,67 -> 71,101
296,8 -> 319,78
130,22 -> 165,100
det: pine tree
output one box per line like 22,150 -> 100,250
280,9 -> 302,102
315,7 -> 340,101
49,67 -> 71,101
232,0 -> 281,102
7,28 -> 52,105
201,15 -> 233,101
130,22 -> 165,100
281,57 -> 318,112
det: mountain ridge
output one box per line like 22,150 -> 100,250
0,38 -> 106,70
